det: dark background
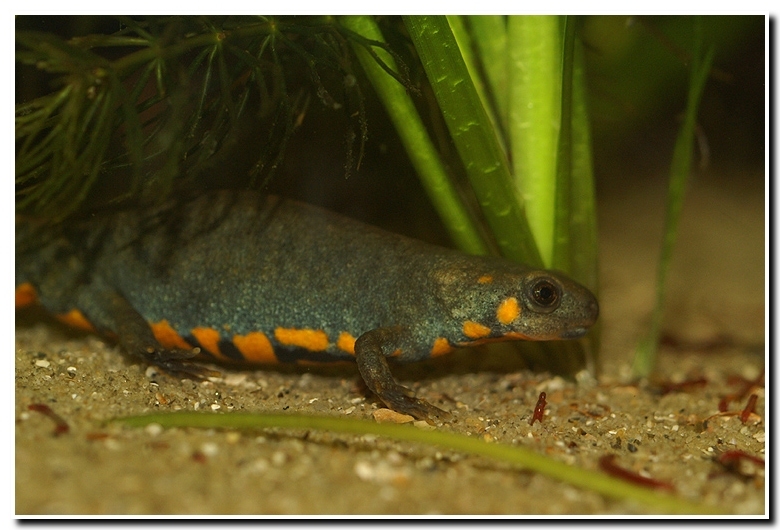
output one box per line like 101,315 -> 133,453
15,15 -> 766,244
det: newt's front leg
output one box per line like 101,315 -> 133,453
355,327 -> 451,423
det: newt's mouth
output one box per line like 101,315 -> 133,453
559,327 -> 590,339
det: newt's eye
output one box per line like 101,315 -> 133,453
529,279 -> 561,311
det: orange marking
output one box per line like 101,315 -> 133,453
150,320 -> 193,350
55,309 -> 95,333
191,327 -> 223,358
477,275 -> 493,284
274,327 -> 329,351
337,332 -> 357,355
431,337 -> 453,357
15,283 -> 38,307
463,320 -> 491,339
496,297 -> 520,325
233,331 -> 277,363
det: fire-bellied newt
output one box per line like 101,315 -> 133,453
15,191 -> 599,421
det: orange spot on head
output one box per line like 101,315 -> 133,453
274,328 -> 329,351
150,320 -> 193,350
496,297 -> 521,325
191,327 -> 223,358
431,337 -> 453,357
477,275 -> 493,284
337,332 -> 357,355
15,283 -> 38,307
55,309 -> 95,333
462,320 -> 491,339
233,332 -> 277,363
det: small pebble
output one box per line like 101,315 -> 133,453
200,442 -> 219,457
144,423 -> 164,437
373,408 -> 414,424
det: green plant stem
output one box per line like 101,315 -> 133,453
567,36 -> 599,293
403,15 -> 542,266
339,15 -> 489,256
113,411 -> 723,515
548,16 -> 598,291
447,16 -> 505,147
634,20 -> 715,378
463,16 -> 509,134
508,16 -> 561,268
552,16 -> 575,275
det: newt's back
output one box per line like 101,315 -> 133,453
16,191 -> 598,420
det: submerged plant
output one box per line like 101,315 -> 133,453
16,16 -> 413,218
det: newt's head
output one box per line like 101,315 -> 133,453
507,270 -> 599,341
441,266 -> 599,347
429,259 -> 599,348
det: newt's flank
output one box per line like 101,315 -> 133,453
16,191 -> 599,421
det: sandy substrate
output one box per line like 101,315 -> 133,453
15,170 -> 765,515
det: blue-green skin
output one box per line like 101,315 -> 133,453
16,192 -> 598,420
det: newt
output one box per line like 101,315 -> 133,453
16,191 -> 599,421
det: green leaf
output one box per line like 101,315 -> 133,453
404,15 -> 542,266
634,19 -> 715,378
464,16 -> 509,134
507,16 -> 561,268
112,411 -> 724,515
339,15 -> 490,256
